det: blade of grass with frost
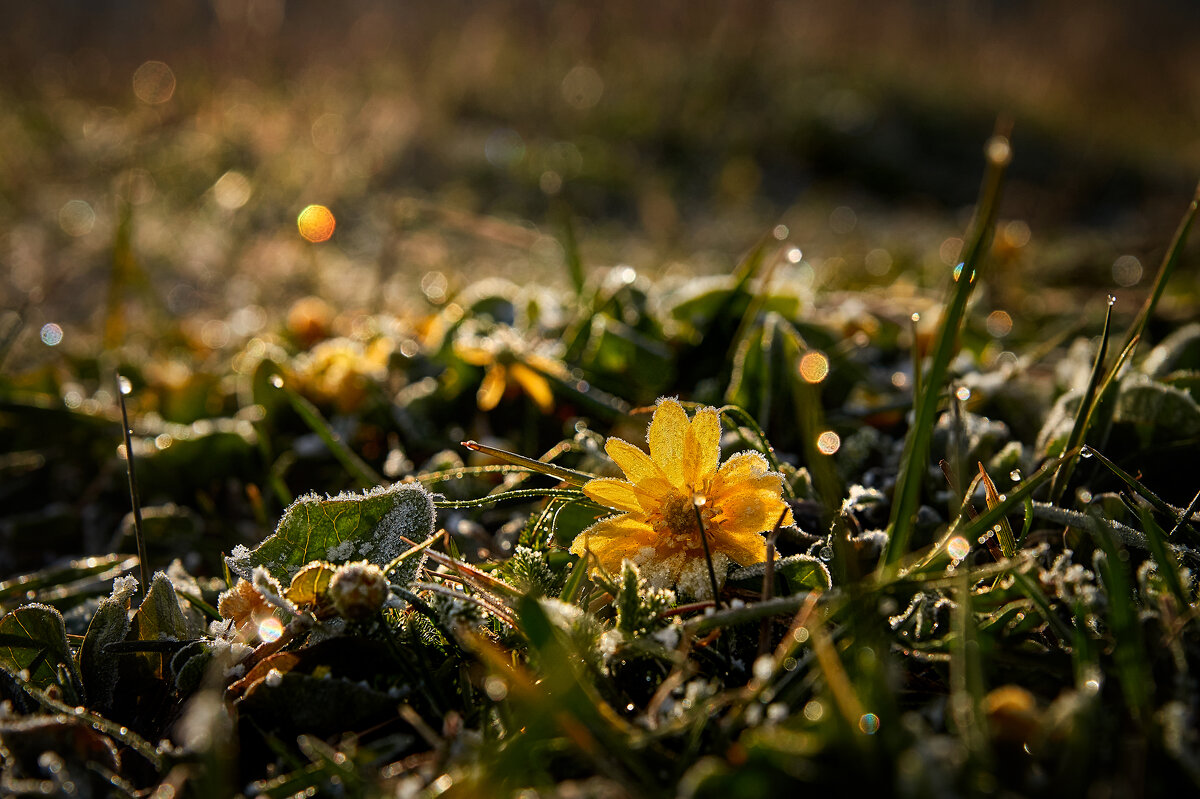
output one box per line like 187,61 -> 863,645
883,135 -> 1010,568
914,444 -> 1072,574
1088,507 -> 1152,720
1134,505 -> 1190,609
950,570 -> 989,766
117,373 -> 149,596
461,440 -> 593,487
1085,445 -> 1199,539
277,379 -> 384,488
1050,299 -> 1115,503
978,465 -> 1016,558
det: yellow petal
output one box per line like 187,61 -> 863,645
710,451 -> 774,496
605,438 -> 671,492
569,514 -> 657,576
683,406 -> 721,487
713,489 -> 793,536
477,364 -> 507,411
583,478 -> 644,514
708,524 -> 769,566
456,346 -> 494,367
510,362 -> 554,413
648,398 -> 688,488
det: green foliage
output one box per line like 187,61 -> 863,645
226,482 -> 436,582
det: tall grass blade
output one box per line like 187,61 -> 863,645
1049,297 -> 1114,503
116,373 -> 149,597
279,380 -> 384,488
883,133 -> 1010,567
1134,505 -> 1190,610
1118,181 -> 1200,358
461,440 -> 593,487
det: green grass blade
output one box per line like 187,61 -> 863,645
278,379 -> 384,488
1049,298 -> 1114,503
1134,504 -> 1190,610
461,440 -> 594,487
883,134 -> 1010,567
1118,181 -> 1200,358
1084,445 -> 1199,539
1087,507 -> 1152,720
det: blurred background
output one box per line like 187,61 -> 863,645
3,0 -> 1199,368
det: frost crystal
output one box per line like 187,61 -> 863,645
111,575 -> 139,602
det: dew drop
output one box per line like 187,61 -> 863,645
910,312 -> 921,323
947,536 -> 970,561
955,386 -> 971,402
1080,447 -> 1093,459
818,546 -> 833,561
269,374 -> 284,388
1107,294 -> 1117,307
118,375 -> 133,395
1009,469 -> 1022,482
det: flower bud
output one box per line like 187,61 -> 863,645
328,561 -> 388,621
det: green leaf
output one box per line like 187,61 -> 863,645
227,483 -> 436,583
0,604 -> 80,696
128,573 -> 192,682
777,554 -> 833,593
78,587 -> 134,710
285,562 -> 337,607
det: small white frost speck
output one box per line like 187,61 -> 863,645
223,663 -> 245,679
264,668 -> 283,688
729,598 -> 745,609
326,540 -> 355,561
229,544 -> 250,560
229,643 -> 252,663
599,630 -> 622,659
651,625 -> 680,649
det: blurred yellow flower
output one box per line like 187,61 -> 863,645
291,337 -> 393,413
571,398 -> 793,599
454,324 -> 568,414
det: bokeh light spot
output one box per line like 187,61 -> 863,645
799,351 -> 830,384
298,205 -> 336,243
955,386 -> 972,402
1112,255 -> 1143,287
859,713 -> 880,734
947,536 -> 970,561
561,65 -> 604,110
132,60 -> 176,104
986,310 -> 1013,338
213,171 -> 252,210
816,430 -> 841,455
257,616 -> 284,643
59,200 -> 95,237
40,323 -> 64,346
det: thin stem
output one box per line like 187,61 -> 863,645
117,373 -> 149,597
693,498 -> 723,610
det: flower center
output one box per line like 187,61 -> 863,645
656,491 -> 713,543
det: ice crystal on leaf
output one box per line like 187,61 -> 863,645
570,398 -> 793,599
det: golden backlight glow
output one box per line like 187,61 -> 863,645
298,204 -> 336,242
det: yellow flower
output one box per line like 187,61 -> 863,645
454,324 -> 567,414
571,398 -> 793,599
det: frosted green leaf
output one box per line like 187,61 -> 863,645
226,483 -> 436,583
78,582 -> 135,710
0,603 -> 81,695
285,562 -> 338,607
134,573 -> 190,643
778,554 -> 832,592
